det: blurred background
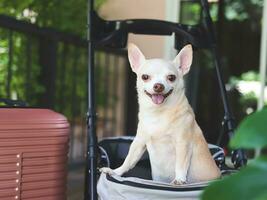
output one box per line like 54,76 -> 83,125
0,0 -> 266,199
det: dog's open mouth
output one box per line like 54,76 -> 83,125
145,89 -> 173,105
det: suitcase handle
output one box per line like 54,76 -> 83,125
0,98 -> 27,107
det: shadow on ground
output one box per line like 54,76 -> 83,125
67,167 -> 85,200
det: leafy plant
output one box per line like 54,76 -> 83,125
202,107 -> 267,200
225,0 -> 263,22
228,71 -> 266,115
0,0 -> 106,119
0,0 -> 106,37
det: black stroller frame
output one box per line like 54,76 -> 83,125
85,0 -> 247,199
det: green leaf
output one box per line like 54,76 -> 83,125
255,192 -> 267,200
201,156 -> 267,200
230,108 -> 267,149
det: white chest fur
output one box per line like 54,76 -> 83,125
138,107 -> 189,182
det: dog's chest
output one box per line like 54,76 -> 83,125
140,112 -> 184,139
142,116 -> 166,134
146,136 -> 176,182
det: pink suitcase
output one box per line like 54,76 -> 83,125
0,108 -> 69,200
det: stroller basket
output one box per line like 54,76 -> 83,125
97,137 -> 235,200
98,174 -> 208,200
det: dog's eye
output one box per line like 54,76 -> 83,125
167,75 -> 176,82
141,74 -> 150,81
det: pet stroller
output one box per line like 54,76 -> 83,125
84,0 -> 247,199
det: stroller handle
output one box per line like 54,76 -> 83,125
92,11 -> 210,50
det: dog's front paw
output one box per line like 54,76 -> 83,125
171,178 -> 187,185
100,167 -> 124,176
99,167 -> 115,175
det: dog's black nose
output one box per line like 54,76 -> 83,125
153,83 -> 165,93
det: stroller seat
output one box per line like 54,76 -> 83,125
97,136 -> 233,200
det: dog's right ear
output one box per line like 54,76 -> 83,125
128,43 -> 145,73
173,44 -> 193,76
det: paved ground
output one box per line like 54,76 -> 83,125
67,167 -> 85,200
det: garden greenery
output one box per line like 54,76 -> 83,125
202,108 -> 267,200
0,0 -> 105,118
0,0 -> 106,36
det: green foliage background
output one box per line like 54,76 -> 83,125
0,0 -> 105,119
202,108 -> 267,200
0,0 -> 105,36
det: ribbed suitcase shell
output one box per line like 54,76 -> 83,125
0,108 -> 69,200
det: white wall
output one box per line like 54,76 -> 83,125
99,0 -> 167,58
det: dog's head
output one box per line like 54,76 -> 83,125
128,43 -> 192,107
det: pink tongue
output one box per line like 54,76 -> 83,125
151,94 -> 165,104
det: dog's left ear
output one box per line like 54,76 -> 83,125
128,43 -> 146,73
173,44 -> 193,75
